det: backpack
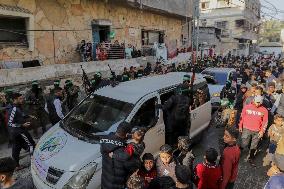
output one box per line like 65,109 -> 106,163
174,95 -> 189,121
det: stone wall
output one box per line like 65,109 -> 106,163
0,56 -> 157,87
0,0 -> 185,65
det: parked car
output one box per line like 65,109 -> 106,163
202,68 -> 236,109
31,72 -> 212,189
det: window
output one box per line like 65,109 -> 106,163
160,89 -> 175,104
201,2 -> 209,10
235,19 -> 245,27
142,30 -> 164,46
0,16 -> 28,46
216,21 -> 228,29
192,82 -> 210,109
62,94 -> 133,141
131,97 -> 158,128
217,0 -> 230,7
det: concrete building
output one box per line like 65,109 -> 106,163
199,0 -> 261,56
259,42 -> 283,56
0,0 -> 192,66
198,26 -> 221,55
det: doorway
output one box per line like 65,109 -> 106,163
91,20 -> 111,59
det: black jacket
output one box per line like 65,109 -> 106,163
46,96 -> 61,125
7,104 -> 28,128
234,92 -> 245,111
162,94 -> 190,131
100,133 -> 131,189
220,86 -> 236,102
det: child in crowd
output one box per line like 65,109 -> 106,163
137,153 -> 157,188
221,127 -> 241,189
194,148 -> 222,189
263,115 -> 284,166
126,174 -> 145,189
265,150 -> 284,189
0,157 -> 34,189
175,165 -> 193,189
156,144 -> 179,182
147,176 -> 175,189
273,136 -> 284,174
173,136 -> 195,173
125,128 -> 146,172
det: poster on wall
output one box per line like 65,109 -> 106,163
129,28 -> 136,37
110,31 -> 115,39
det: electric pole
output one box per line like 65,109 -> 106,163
191,0 -> 200,64
196,0 -> 200,61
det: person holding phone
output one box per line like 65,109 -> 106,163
7,93 -> 36,170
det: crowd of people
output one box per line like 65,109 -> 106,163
77,40 -> 143,62
0,52 -> 284,189
99,53 -> 284,189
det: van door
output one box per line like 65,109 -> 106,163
126,92 -> 164,155
190,82 -> 212,138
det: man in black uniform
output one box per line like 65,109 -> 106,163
26,81 -> 47,137
64,80 -> 79,111
220,80 -> 237,107
94,72 -> 111,90
51,79 -> 60,91
100,122 -> 132,189
160,83 -> 191,146
7,93 -> 35,169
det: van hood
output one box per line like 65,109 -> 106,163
34,124 -> 101,172
207,84 -> 224,96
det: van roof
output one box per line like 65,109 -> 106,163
95,72 -> 206,104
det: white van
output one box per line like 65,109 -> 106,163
31,72 -> 212,189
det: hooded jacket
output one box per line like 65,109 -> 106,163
239,103 -> 269,133
100,133 -> 131,189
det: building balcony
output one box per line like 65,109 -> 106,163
232,30 -> 258,40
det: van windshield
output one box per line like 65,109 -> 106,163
62,94 -> 133,141
202,71 -> 228,85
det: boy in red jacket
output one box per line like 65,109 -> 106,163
137,153 -> 157,188
221,127 -> 241,189
239,95 -> 268,164
194,148 -> 222,189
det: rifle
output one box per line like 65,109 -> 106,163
80,65 -> 91,93
108,64 -> 119,87
108,64 -> 116,80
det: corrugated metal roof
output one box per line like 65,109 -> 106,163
259,42 -> 282,47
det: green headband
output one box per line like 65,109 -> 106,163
96,72 -> 102,77
183,76 -> 191,81
32,81 -> 39,85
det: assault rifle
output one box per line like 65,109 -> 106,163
80,65 -> 91,93
108,64 -> 119,87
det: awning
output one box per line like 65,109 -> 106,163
91,19 -> 112,26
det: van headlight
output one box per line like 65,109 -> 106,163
212,92 -> 220,97
63,162 -> 97,189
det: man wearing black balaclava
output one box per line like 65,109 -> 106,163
26,80 -> 47,137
